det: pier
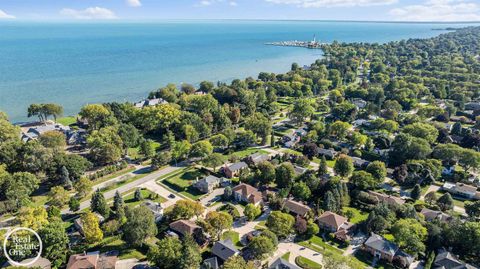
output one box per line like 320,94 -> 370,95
265,35 -> 325,49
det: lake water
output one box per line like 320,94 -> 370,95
0,20 -> 476,122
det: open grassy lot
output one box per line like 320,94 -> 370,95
225,148 -> 269,161
162,168 -> 208,200
87,235 -> 147,260
295,256 -> 322,269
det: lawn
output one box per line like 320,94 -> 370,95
162,168 -> 208,200
226,148 -> 269,161
342,207 -> 368,224
295,256 -> 322,269
305,235 -> 343,255
122,188 -> 167,207
282,252 -> 291,261
87,235 -> 147,260
221,231 -> 242,248
92,166 -> 136,185
57,116 -> 77,126
280,148 -> 303,156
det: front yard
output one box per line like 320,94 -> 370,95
161,168 -> 208,200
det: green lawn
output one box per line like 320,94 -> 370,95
342,207 -> 368,224
221,231 -> 242,248
280,148 -> 303,156
92,167 -> 136,185
282,252 -> 291,261
161,168 -> 208,200
57,116 -> 77,126
295,256 -> 322,269
303,235 -> 343,255
121,188 -> 167,207
87,235 -> 147,261
326,160 -> 336,168
383,234 -> 394,241
225,148 -> 269,161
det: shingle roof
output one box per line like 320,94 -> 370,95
269,258 -> 301,269
211,240 -> 239,261
228,162 -> 248,172
368,191 -> 405,205
364,233 -> 398,256
169,220 -> 200,236
284,199 -> 311,216
232,183 -> 263,204
318,211 -> 348,231
67,252 -> 99,269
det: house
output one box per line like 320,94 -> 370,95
420,208 -> 452,223
223,162 -> 248,178
143,201 -> 163,223
318,148 -> 336,160
293,165 -> 308,176
134,98 -> 167,108
67,130 -> 87,145
194,175 -> 228,194
21,123 -> 71,142
169,220 -> 202,237
74,213 -> 105,236
352,98 -> 367,109
66,251 -> 118,269
232,183 -> 263,206
269,258 -> 301,269
363,233 -> 413,267
433,249 -> 478,269
317,211 -> 353,241
282,132 -> 300,148
283,199 -> 311,217
2,257 -> 51,269
211,239 -> 239,261
367,191 -> 406,206
443,182 -> 480,200
351,157 -> 369,168
245,152 -> 270,166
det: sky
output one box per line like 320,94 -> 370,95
0,0 -> 479,22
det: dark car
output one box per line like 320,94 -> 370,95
168,194 -> 176,199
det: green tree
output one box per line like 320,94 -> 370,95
87,126 -> 123,165
134,188 -> 143,201
245,112 -> 272,144
79,104 -> 111,130
74,177 -> 92,198
48,186 -> 70,207
411,184 -> 422,200
402,123 -> 439,144
139,139 -> 156,159
123,205 -> 157,247
118,123 -> 140,151
91,189 -> 110,218
222,256 -> 254,269
205,211 -> 233,241
318,156 -> 328,177
152,150 -> 172,169
69,197 -> 80,212
437,193 -> 454,211
465,200 -> 480,219
190,141 -> 213,159
290,99 -> 315,124
202,153 -> 224,172
334,154 -> 353,178
256,161 -> 276,184
82,212 -> 103,243
275,162 -> 295,188
328,121 -> 352,140
148,237 -> 182,269
248,235 -> 276,259
292,181 -> 312,200
391,218 -> 427,255
171,140 -> 192,165
244,204 -> 262,221
39,131 -> 66,148
18,206 -> 49,231
39,220 -> 69,268
350,171 -> 377,190
366,161 -> 387,182
266,211 -> 295,238
180,235 -> 202,269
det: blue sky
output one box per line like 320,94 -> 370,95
0,0 -> 479,22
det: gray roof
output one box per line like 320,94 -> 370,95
203,175 -> 221,184
202,257 -> 219,269
269,258 -> 301,269
434,250 -> 478,269
228,162 -> 248,172
364,233 -> 398,256
211,239 -> 239,261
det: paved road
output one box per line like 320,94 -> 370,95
63,165 -> 185,214
420,184 -> 467,216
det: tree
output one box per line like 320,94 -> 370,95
290,99 -> 315,124
424,191 -> 437,205
244,204 -> 262,221
334,154 -> 353,178
222,255 -> 254,269
205,211 -> 233,241
223,186 -> 233,200
169,200 -> 205,221
366,161 -> 387,182
306,222 -> 319,238
350,132 -> 368,149
39,131 -> 66,148
190,141 -> 213,159
74,177 -> 92,198
350,171 -> 377,190
18,206 -> 49,231
248,235 -> 276,259
303,142 -> 319,160
60,166 -> 72,190
171,140 -> 191,164
391,218 -> 427,255
152,150 -> 172,169
118,123 -> 140,151
134,188 -> 143,201
245,112 -> 272,144
202,153 -> 224,172
79,104 -> 111,130
39,220 -> 69,268
113,190 -> 124,212
275,162 -> 295,188
179,235 -> 202,269
48,186 -> 70,207
139,139 -> 156,159
292,181 -> 311,200
256,161 -> 276,184
410,184 -> 421,200
465,200 -> 480,219
295,216 -> 308,234
329,121 -> 352,140
69,197 -> 80,212
209,134 -> 229,149
266,211 -> 295,238
4,172 -> 39,207
27,103 -> 63,122
437,193 -> 454,211
91,189 -> 110,218
148,237 -> 182,269
402,123 -> 439,144
390,133 -> 432,165
318,156 -> 328,177
61,154 -> 92,181
87,126 -> 123,165
81,212 -> 103,243
123,205 -> 157,247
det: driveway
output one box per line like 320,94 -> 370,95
140,180 -> 184,208
269,242 -> 323,266
199,188 -> 225,206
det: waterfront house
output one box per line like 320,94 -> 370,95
443,182 -> 480,200
134,98 -> 167,108
223,162 -> 248,178
21,123 -> 71,142
269,258 -> 301,269
143,201 -> 163,223
67,251 -> 117,269
232,183 -> 263,206
245,152 -> 271,166
211,239 -> 239,261
363,233 -> 413,267
283,199 -> 311,217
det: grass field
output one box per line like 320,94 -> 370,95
57,116 -> 77,126
295,256 -> 322,269
87,235 -> 147,260
122,188 -> 167,207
